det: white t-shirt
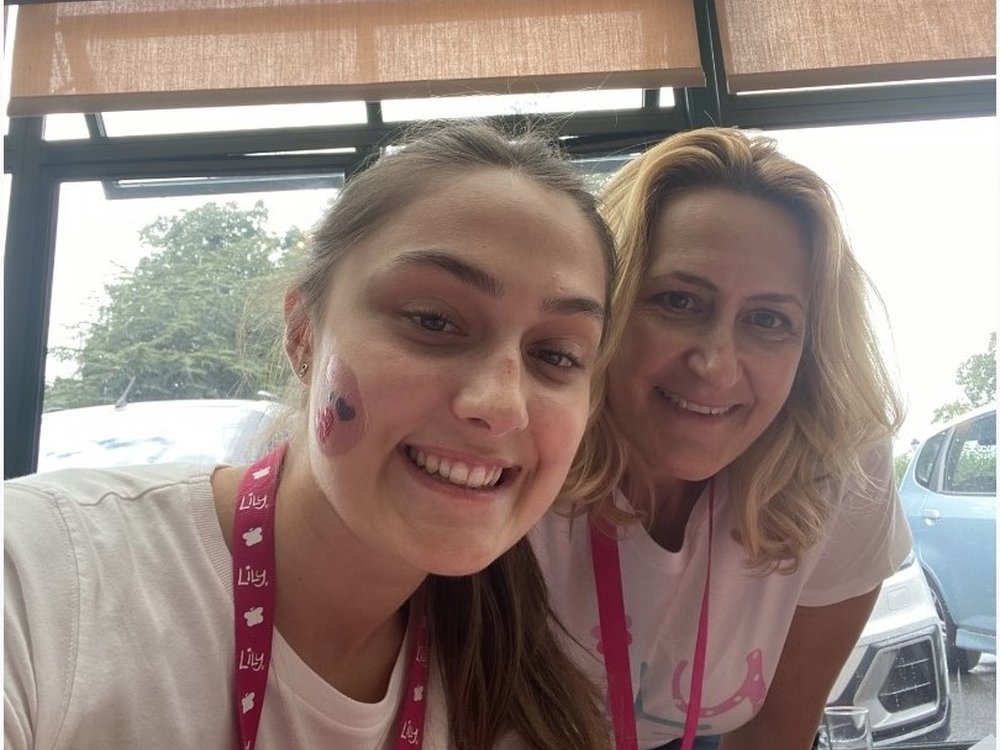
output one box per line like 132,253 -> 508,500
4,463 -> 522,750
531,442 -> 912,748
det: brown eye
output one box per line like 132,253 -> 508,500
406,310 -> 456,333
748,310 -> 786,329
533,348 -> 581,369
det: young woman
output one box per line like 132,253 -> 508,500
534,127 -> 910,750
5,122 -> 618,750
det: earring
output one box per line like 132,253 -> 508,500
297,362 -> 309,378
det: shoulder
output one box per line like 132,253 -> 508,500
801,439 -> 912,605
5,463 -> 218,588
5,462 -> 213,507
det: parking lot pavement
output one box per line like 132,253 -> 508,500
948,654 -> 997,742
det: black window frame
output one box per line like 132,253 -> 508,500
5,0 -> 996,478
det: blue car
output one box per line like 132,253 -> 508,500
899,405 -> 996,673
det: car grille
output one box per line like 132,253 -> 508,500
839,627 -> 950,745
877,640 -> 938,712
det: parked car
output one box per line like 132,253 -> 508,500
38,398 -> 279,473
826,553 -> 950,745
898,405 -> 996,674
35,398 -> 952,745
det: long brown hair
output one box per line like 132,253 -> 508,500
285,121 -> 614,750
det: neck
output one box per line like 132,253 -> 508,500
627,471 -> 706,553
213,445 -> 424,702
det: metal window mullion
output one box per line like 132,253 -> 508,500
4,118 -> 59,478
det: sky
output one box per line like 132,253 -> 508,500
28,109 -> 1000,455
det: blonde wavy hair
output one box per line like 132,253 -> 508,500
571,127 -> 904,571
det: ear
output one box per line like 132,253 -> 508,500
283,286 -> 313,374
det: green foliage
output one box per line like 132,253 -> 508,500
45,201 -> 305,410
932,332 -> 996,424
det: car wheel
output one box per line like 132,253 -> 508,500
928,576 -> 981,674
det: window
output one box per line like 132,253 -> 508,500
943,412 -> 997,495
915,431 -> 948,489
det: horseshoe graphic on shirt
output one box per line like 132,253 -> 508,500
671,648 -> 767,717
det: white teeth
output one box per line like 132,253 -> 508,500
658,388 -> 732,416
449,462 -> 469,484
468,465 -> 486,486
406,446 -> 503,489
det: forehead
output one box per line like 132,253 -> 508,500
343,168 -> 606,284
649,188 -> 809,292
330,168 -> 608,297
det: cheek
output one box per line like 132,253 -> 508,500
537,392 -> 591,469
755,351 -> 804,416
314,356 -> 368,456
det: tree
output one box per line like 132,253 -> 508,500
932,333 -> 997,424
45,201 -> 305,410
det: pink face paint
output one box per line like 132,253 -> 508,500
314,356 -> 367,455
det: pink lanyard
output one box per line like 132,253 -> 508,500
589,480 -> 714,750
232,445 -> 431,750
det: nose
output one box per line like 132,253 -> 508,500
453,350 -> 530,436
686,325 -> 741,390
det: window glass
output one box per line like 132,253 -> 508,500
915,430 -> 948,489
381,88 -> 643,122
770,118 -> 996,453
943,413 -> 997,494
101,100 -> 369,136
41,181 -> 338,466
43,114 -> 90,141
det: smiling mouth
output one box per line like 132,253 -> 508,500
655,387 -> 737,416
404,446 -> 512,490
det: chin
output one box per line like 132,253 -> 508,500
655,450 -> 733,483
425,559 -> 495,578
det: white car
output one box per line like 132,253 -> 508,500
36,399 -> 951,745
828,553 -> 950,745
38,398 -> 279,473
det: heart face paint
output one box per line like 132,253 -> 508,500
314,357 -> 367,455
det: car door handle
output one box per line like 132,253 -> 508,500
921,509 -> 941,525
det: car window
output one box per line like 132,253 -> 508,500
914,430 -> 948,489
942,412 -> 997,495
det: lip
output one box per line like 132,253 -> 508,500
398,444 -> 519,500
654,386 -> 739,417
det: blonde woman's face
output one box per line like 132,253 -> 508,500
607,188 -> 809,483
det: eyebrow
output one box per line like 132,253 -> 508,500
388,248 -> 606,322
542,296 -> 606,322
388,249 -> 503,297
667,271 -> 806,311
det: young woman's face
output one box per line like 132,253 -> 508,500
305,168 -> 607,576
607,187 -> 809,486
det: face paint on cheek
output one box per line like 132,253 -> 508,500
313,356 -> 367,455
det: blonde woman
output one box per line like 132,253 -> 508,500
534,128 -> 910,750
